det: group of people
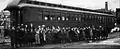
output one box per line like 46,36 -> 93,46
4,23 -> 111,48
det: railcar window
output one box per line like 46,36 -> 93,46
98,16 -> 100,23
94,15 -> 96,22
86,15 -> 88,20
79,17 -> 81,22
44,16 -> 48,20
51,15 -> 55,20
89,15 -> 92,21
97,16 -> 99,20
100,16 -> 102,20
76,17 -> 78,21
62,17 -> 65,21
102,17 -> 104,23
92,16 -> 94,21
89,15 -> 92,20
58,17 -> 60,20
99,16 -> 101,23
54,16 -> 58,20
87,15 -> 89,21
96,16 -> 98,22
80,15 -> 83,22
105,17 -> 107,24
66,17 -> 68,20
81,16 -> 84,22
50,17 -> 53,20
91,15 -> 93,21
102,17 -> 103,23
103,17 -> 105,24
106,17 -> 109,23
103,17 -> 105,23
83,15 -> 86,22
68,17 -> 70,20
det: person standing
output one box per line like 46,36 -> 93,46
39,30 -> 45,46
35,26 -> 40,45
9,26 -> 16,48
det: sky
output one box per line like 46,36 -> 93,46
0,0 -> 119,12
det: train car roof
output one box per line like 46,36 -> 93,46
19,3 -> 115,16
25,1 -> 114,13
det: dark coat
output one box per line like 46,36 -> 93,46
68,30 -> 78,41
